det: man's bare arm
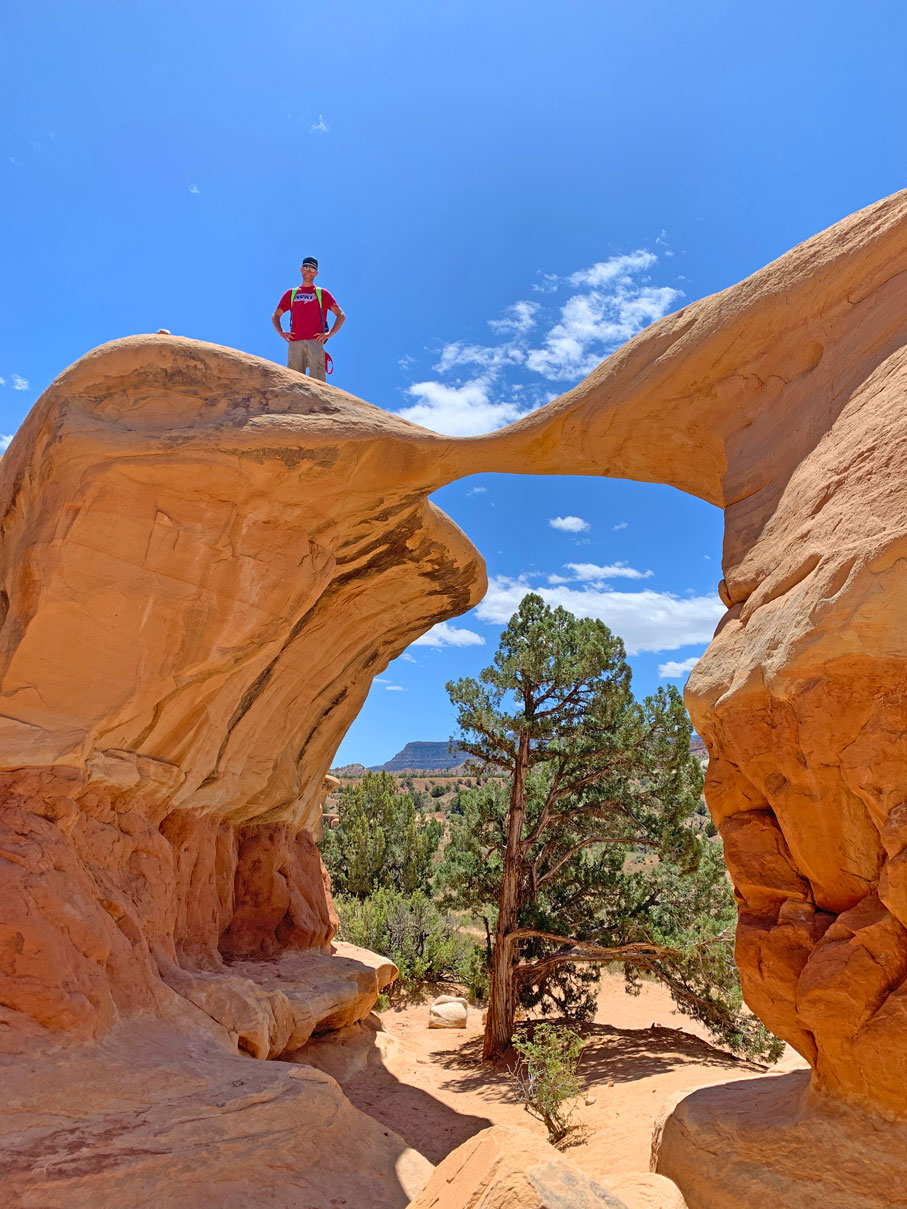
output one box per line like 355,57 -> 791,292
272,308 -> 292,342
316,304 -> 346,345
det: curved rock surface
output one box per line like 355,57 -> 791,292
4,188 -> 907,1201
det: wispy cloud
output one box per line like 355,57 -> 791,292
566,561 -> 652,581
413,621 -> 486,648
11,375 -> 28,391
475,575 -> 722,655
393,244 -> 678,436
525,252 -> 681,381
0,434 -> 14,453
384,684 -> 404,691
188,184 -> 200,195
658,655 -> 701,678
311,115 -> 330,133
488,300 -> 540,335
466,486 -> 488,498
549,516 -> 590,533
397,378 -> 525,437
613,521 -> 628,531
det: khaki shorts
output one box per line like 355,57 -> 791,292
287,339 -> 326,381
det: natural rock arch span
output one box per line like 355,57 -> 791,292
2,188 -> 907,1205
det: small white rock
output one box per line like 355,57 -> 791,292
428,995 -> 468,1029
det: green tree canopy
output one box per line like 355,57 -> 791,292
437,593 -> 781,1062
322,771 -> 443,899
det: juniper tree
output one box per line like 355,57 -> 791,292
322,771 -> 443,898
437,593 -> 781,1062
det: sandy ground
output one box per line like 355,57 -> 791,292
302,974 -> 807,1186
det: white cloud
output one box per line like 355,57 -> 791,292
566,561 -> 652,581
475,576 -> 723,654
466,486 -> 488,497
547,573 -> 570,584
0,434 -> 14,453
433,341 -> 524,375
394,243 -> 678,430
311,115 -> 330,133
566,250 -> 657,288
0,376 -> 5,386
11,375 -> 28,391
413,621 -> 486,648
526,278 -> 681,381
488,300 -> 540,335
399,652 -> 418,663
658,655 -> 700,678
549,516 -> 590,533
384,684 -> 404,691
613,521 -> 627,531
532,271 -> 561,294
188,184 -> 200,195
397,377 -> 527,437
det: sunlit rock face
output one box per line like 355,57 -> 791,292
0,338 -> 486,1050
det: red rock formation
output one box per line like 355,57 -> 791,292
6,188 -> 907,1203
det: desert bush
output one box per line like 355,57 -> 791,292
334,888 -> 479,993
510,1023 -> 585,1142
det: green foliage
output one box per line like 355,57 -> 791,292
430,784 -> 446,798
322,771 -> 443,899
334,888 -> 477,991
437,593 -> 782,1062
510,1023 -> 585,1142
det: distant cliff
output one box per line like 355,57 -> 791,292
376,741 -> 471,772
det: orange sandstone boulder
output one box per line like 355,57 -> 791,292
409,1125 -> 630,1209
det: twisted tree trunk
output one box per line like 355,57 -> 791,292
482,731 -> 529,1060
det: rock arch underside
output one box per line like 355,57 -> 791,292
3,189 -> 907,1207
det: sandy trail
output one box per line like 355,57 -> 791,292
300,972 -> 807,1185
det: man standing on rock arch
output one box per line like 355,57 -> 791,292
271,256 -> 346,382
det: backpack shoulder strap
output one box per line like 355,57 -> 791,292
314,286 -> 328,331
290,287 -> 299,305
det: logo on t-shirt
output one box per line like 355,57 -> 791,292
296,291 -> 316,303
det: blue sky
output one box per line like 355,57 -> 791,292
3,1 -> 906,766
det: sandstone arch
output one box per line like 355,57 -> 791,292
3,188 -> 907,1204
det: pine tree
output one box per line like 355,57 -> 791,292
322,771 -> 443,898
437,593 -> 781,1063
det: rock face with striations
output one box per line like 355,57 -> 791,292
5,188 -> 907,1205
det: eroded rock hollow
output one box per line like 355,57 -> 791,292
3,188 -> 907,1204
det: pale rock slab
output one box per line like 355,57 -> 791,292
429,994 -> 469,1029
654,1070 -> 907,1209
409,1125 -> 630,1208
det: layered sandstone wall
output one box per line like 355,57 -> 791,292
0,340 -> 483,1054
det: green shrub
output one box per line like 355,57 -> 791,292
334,888 -> 479,993
510,1023 -> 585,1142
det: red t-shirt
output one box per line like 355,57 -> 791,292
277,285 -> 337,340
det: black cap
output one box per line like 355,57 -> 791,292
302,256 -> 318,268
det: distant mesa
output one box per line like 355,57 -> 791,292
350,740 -> 472,773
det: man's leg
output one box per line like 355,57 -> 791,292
303,340 -> 326,382
287,340 -> 307,373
